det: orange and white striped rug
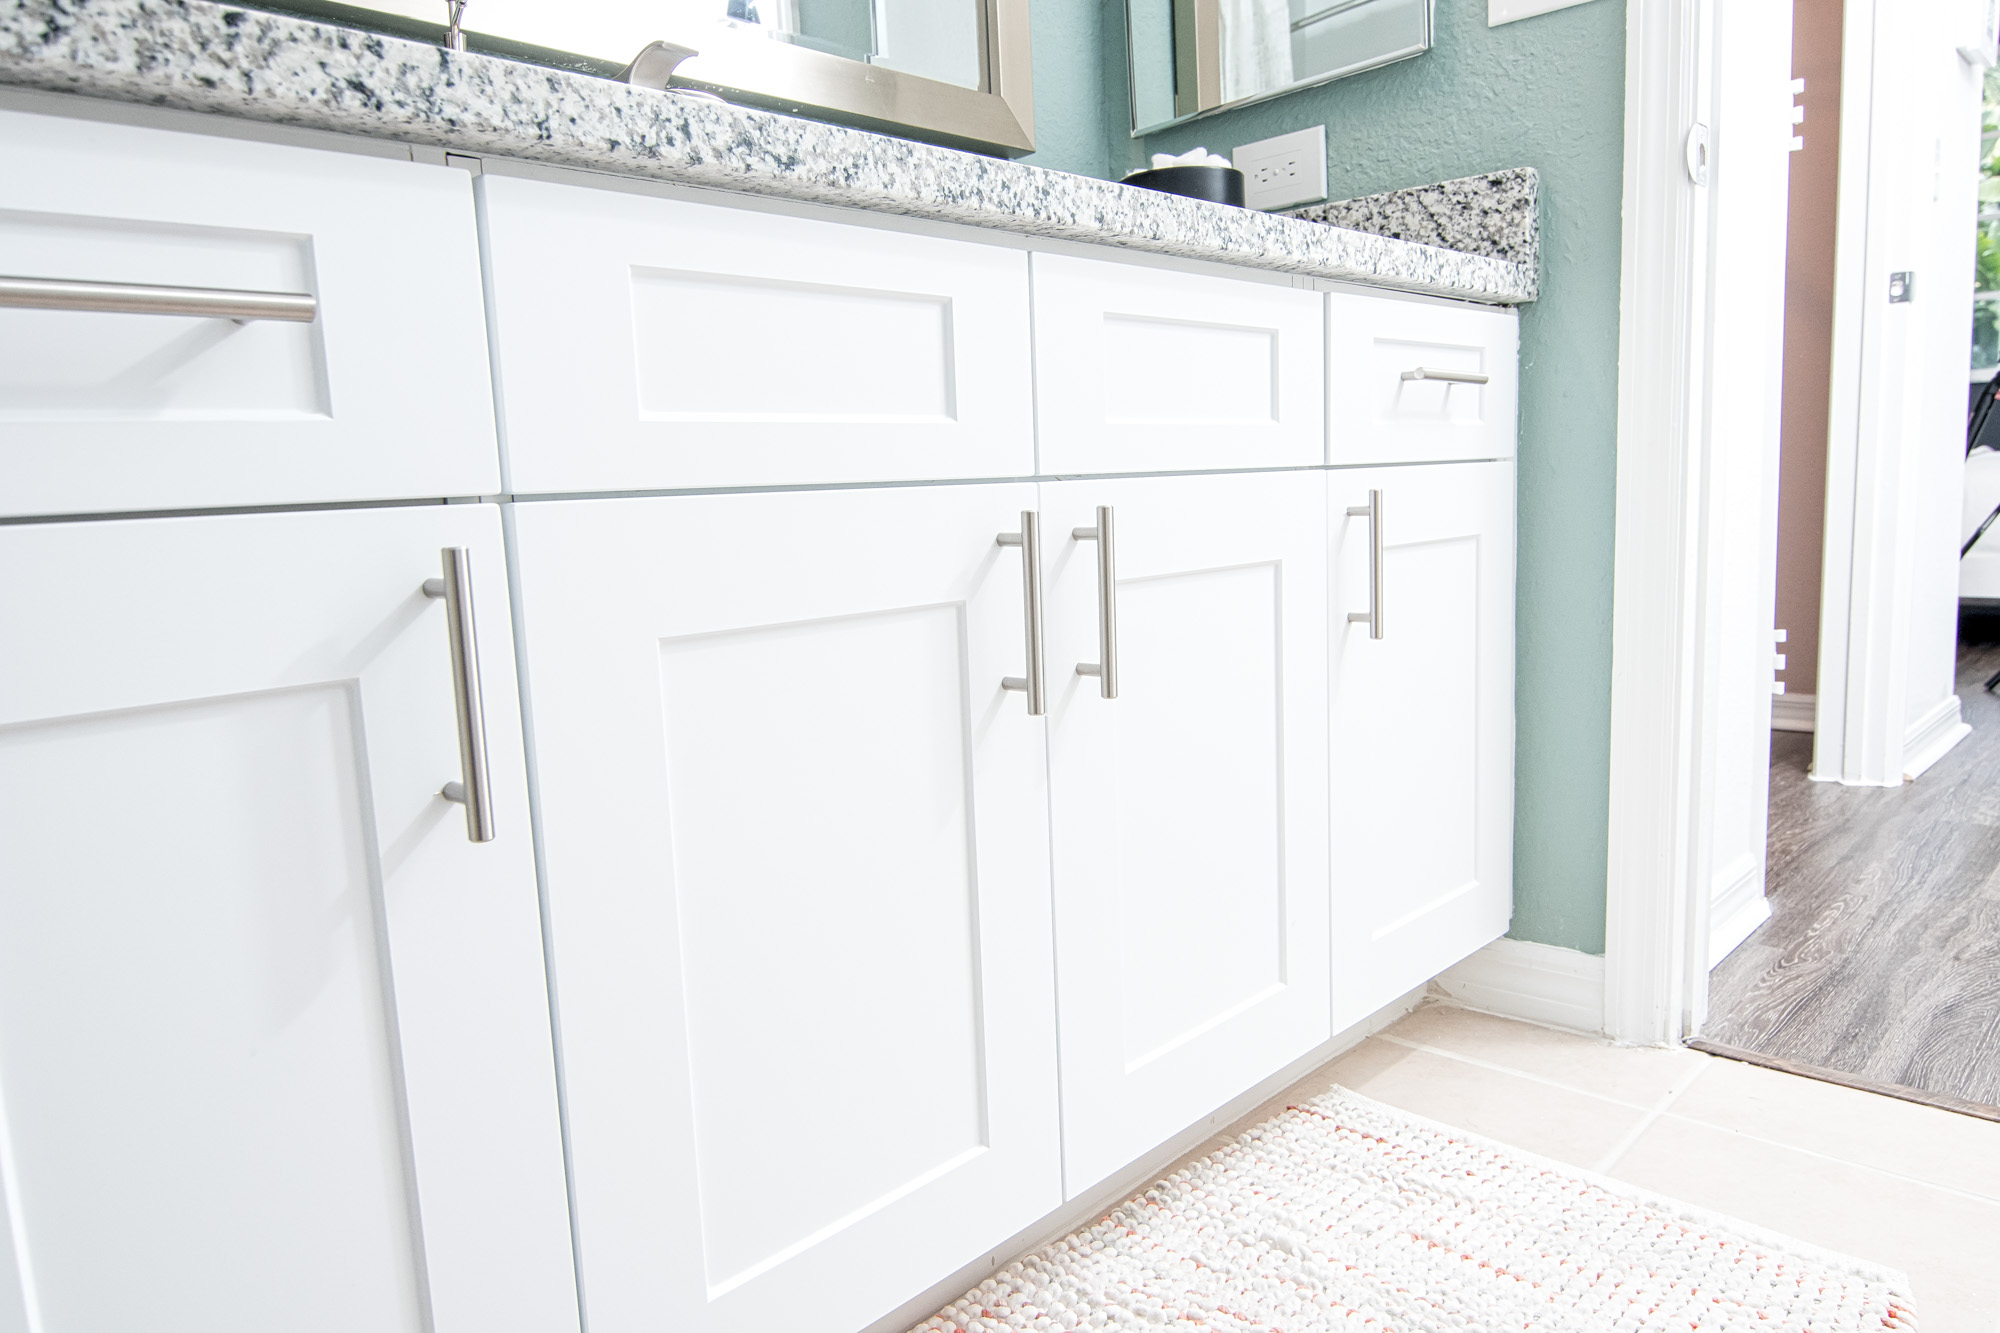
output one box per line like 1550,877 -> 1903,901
914,1087 -> 1916,1332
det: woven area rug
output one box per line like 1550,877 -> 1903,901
914,1087 -> 1917,1332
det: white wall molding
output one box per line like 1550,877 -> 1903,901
1902,694 -> 1971,780
1706,853 -> 1769,967
1603,0 -> 1713,1047
1433,938 -> 1607,1035
1771,691 -> 1817,732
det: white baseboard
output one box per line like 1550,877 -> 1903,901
1902,695 -> 1970,781
1707,853 -> 1769,968
1771,691 -> 1816,733
1432,937 -> 1606,1035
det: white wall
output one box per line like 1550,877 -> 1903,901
1699,0 -> 1792,969
1901,6 -> 1984,736
1814,0 -> 1984,784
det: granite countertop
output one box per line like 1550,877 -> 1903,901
0,0 -> 1538,305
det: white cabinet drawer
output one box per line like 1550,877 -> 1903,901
479,175 -> 1034,493
1031,253 -> 1325,474
1327,291 -> 1518,465
0,109 -> 499,517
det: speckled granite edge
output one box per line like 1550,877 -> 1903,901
0,0 -> 1537,305
1288,168 -> 1539,274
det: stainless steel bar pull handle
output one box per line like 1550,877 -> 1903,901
1072,505 -> 1119,699
996,511 -> 1047,715
422,548 -> 496,842
1347,489 -> 1385,641
0,275 -> 318,323
1399,366 -> 1489,385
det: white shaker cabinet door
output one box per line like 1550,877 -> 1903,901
0,506 -> 576,1333
1031,253 -> 1326,475
509,485 -> 1060,1333
479,173 -> 1035,493
1041,472 -> 1330,1197
1327,463 -> 1516,1026
0,108 -> 500,517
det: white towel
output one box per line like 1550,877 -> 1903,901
1219,0 -> 1295,103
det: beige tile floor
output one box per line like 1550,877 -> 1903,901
1182,1002 -> 2000,1333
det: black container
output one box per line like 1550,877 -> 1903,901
1120,164 -> 1247,207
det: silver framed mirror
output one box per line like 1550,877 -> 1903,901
665,0 -> 1037,155
1126,0 -> 1432,135
326,1 -> 1037,156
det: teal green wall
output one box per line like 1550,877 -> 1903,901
1108,0 -> 1627,954
1019,0 -> 1117,178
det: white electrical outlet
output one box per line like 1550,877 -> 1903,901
1233,125 -> 1329,212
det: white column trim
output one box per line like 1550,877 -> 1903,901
1812,0 -> 1885,784
1603,0 -> 1714,1047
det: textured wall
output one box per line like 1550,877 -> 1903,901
1122,0 -> 1629,954
1016,0 -> 1116,178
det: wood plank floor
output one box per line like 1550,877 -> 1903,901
1703,625 -> 2000,1111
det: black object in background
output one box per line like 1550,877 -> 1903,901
1969,373 -> 2000,458
1121,165 -> 1248,208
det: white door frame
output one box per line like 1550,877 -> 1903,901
1604,0 -> 1717,1047
1811,0 -> 1887,786
1605,0 -> 1985,1045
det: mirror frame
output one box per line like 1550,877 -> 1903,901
644,1 -> 1036,157
1127,0 -> 1432,136
295,0 -> 1036,157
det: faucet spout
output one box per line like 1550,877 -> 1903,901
622,41 -> 703,90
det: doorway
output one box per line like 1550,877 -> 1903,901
1691,0 -> 2000,1120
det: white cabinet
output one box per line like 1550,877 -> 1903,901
507,485 -> 1061,1333
478,173 -> 1035,493
1327,463 -> 1517,1026
1326,291 -> 1518,466
1032,253 -> 1326,474
0,505 -> 575,1333
1040,472 -> 1330,1196
0,101 -> 1523,1333
0,108 -> 501,517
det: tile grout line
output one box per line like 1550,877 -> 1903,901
1372,1033 -> 1671,1114
1375,1031 -> 2000,1208
1591,1058 -> 1711,1174
1648,1110 -> 2000,1209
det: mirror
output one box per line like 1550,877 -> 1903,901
1126,0 -> 1432,135
325,1 -> 1035,155
720,0 -> 986,91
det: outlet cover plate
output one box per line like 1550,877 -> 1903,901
1234,125 -> 1328,212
